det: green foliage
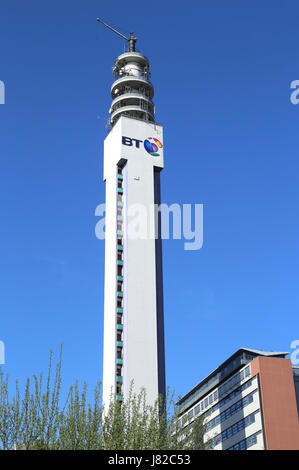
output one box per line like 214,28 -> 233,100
0,348 -> 207,450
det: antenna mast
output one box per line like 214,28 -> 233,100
96,18 -> 137,52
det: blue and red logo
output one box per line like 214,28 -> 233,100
122,136 -> 163,156
144,137 -> 163,157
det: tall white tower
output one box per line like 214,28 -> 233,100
100,21 -> 166,407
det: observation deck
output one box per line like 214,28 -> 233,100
109,51 -> 155,126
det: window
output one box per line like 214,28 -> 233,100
117,332 -> 122,341
199,378 -> 253,422
117,282 -> 122,291
212,412 -> 257,448
117,347 -> 122,359
239,440 -> 246,450
228,432 -> 258,450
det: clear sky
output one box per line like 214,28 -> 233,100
0,0 -> 298,403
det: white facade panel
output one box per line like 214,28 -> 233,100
250,431 -> 265,450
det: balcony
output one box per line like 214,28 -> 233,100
111,76 -> 154,99
110,92 -> 154,115
111,105 -> 154,125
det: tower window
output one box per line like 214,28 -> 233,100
117,266 -> 123,276
117,347 -> 122,359
117,282 -> 122,291
117,331 -> 122,342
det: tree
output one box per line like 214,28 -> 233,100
0,347 -> 207,450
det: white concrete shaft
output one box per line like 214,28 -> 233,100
102,115 -> 164,408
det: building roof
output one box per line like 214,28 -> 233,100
177,347 -> 289,408
239,348 -> 289,357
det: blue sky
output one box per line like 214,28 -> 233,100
0,0 -> 298,402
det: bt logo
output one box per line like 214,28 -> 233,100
122,136 -> 163,157
144,137 -> 163,156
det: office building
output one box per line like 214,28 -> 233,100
177,348 -> 299,450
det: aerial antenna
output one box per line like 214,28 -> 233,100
96,18 -> 137,52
